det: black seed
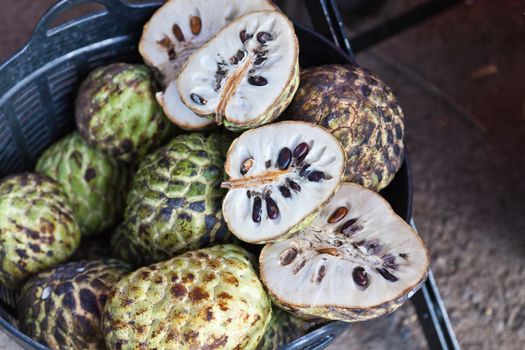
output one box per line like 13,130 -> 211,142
352,267 -> 369,288
236,50 -> 245,61
316,265 -> 327,283
293,259 -> 307,274
246,191 -> 251,199
252,197 -> 262,223
248,76 -> 268,86
265,195 -> 279,220
364,240 -> 381,255
376,268 -> 398,282
334,240 -> 343,247
265,160 -> 272,168
399,253 -> 409,260
191,93 -> 207,105
307,171 -> 325,182
339,218 -> 357,236
254,56 -> 267,66
300,164 -> 311,177
240,30 -> 250,43
277,147 -> 292,170
168,48 -> 177,61
257,31 -> 273,44
240,158 -> 253,175
172,24 -> 185,42
280,248 -> 298,266
286,178 -> 301,192
80,288 -> 100,317
328,207 -> 348,224
279,186 -> 291,198
293,142 -> 309,163
382,254 -> 397,269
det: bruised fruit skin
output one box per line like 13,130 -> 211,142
18,259 -> 130,350
286,65 -> 405,192
36,132 -> 130,236
260,183 -> 429,322
75,63 -> 174,162
102,245 -> 272,350
257,307 -> 310,350
0,173 -> 81,289
124,133 -> 232,262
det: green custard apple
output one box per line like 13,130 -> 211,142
0,173 -> 81,289
257,307 -> 310,350
75,63 -> 175,162
286,65 -> 405,192
109,223 -> 150,268
36,132 -> 130,236
18,259 -> 130,349
103,244 -> 272,350
124,132 -> 231,262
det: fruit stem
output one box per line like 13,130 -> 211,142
221,169 -> 290,189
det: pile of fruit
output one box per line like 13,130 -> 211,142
0,0 -> 429,349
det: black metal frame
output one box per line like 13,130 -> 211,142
302,1 -> 461,349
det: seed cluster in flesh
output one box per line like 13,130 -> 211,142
260,183 -> 429,322
36,132 -> 130,236
124,133 -> 231,262
18,259 -> 130,350
0,173 -> 81,289
222,121 -> 345,243
286,65 -> 405,191
102,245 -> 272,350
178,11 -> 300,130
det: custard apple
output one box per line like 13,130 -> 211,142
18,259 -> 130,349
286,65 -> 405,191
124,132 -> 231,262
36,132 -> 130,236
75,63 -> 174,162
109,223 -> 150,268
0,173 -> 81,289
103,244 -> 272,349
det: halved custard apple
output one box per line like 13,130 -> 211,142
222,121 -> 345,243
140,0 -> 275,130
260,182 -> 430,322
178,10 -> 300,130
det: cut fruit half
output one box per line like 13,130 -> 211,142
178,10 -> 300,130
260,182 -> 430,322
140,0 -> 275,130
222,121 -> 345,243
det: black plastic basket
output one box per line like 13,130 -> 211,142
0,0 -> 455,349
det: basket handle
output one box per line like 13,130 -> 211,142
31,0 -> 158,40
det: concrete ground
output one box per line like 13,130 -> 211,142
1,0 -> 524,349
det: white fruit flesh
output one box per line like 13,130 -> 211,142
140,0 -> 275,130
260,183 -> 429,313
156,82 -> 214,130
222,121 -> 345,243
178,11 -> 298,126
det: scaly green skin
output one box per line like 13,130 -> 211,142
109,223 -> 150,268
124,133 -> 231,262
18,259 -> 130,350
103,245 -> 272,350
257,307 -> 310,350
0,173 -> 81,289
36,132 -> 130,236
286,65 -> 405,192
222,61 -> 300,131
75,63 -> 175,162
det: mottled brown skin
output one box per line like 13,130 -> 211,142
285,65 -> 405,192
102,245 -> 271,350
18,259 -> 130,350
